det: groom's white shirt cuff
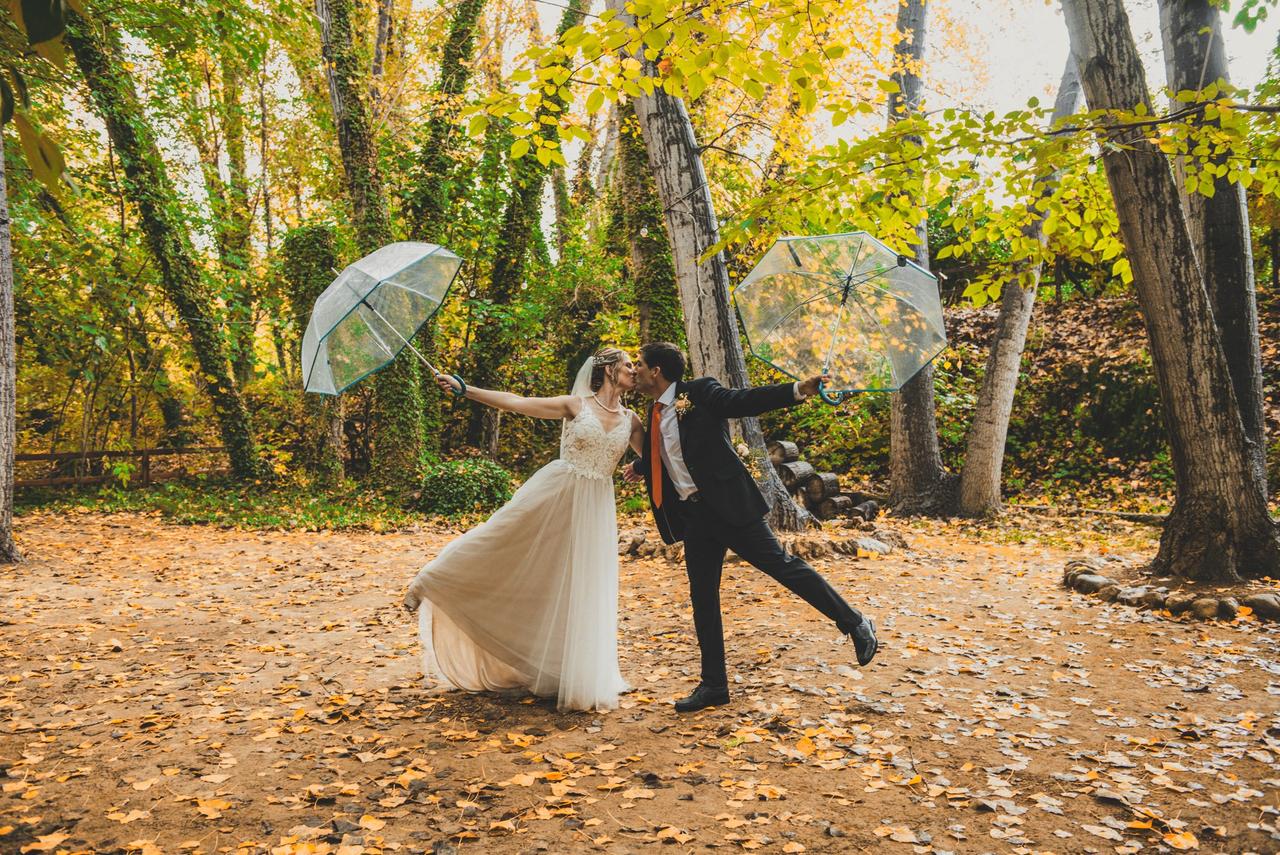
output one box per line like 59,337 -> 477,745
792,381 -> 804,400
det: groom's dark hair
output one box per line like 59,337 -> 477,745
642,342 -> 686,383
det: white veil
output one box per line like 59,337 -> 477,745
569,356 -> 594,398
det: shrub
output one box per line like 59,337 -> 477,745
416,458 -> 513,516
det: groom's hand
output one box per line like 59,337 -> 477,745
797,374 -> 831,399
622,460 -> 644,482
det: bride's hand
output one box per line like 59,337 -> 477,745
622,461 -> 644,482
435,373 -> 462,395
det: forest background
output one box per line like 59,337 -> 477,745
3,0 -> 1279,538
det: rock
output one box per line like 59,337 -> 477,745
1164,591 -> 1197,614
1064,557 -> 1107,585
871,528 -> 909,550
1217,597 -> 1239,621
1116,586 -> 1148,607
1097,584 -> 1121,602
853,537 -> 892,556
1243,593 -> 1280,621
1140,589 -> 1168,610
618,534 -> 646,556
1190,598 -> 1220,620
1072,574 -> 1116,594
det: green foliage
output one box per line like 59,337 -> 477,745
415,457 -> 513,517
16,476 -> 423,530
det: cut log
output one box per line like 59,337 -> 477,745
851,500 -> 881,522
805,472 -> 841,503
818,495 -> 854,520
776,460 -> 815,490
767,440 -> 800,464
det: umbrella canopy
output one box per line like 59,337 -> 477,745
733,232 -> 946,400
302,242 -> 462,395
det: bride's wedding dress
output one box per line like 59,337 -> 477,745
403,397 -> 632,711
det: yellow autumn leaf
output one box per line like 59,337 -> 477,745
20,833 -> 70,853
1163,831 -> 1199,850
196,797 -> 232,818
620,787 -> 656,800
359,814 -> 386,831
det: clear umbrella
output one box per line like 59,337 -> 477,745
733,232 -> 946,404
301,242 -> 462,395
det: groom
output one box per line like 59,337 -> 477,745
625,342 -> 878,712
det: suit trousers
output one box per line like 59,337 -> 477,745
678,496 -> 865,687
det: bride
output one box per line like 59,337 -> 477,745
402,348 -> 644,711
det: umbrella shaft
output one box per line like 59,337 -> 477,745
360,298 -> 441,376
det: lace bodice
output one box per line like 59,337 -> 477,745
559,398 -> 632,481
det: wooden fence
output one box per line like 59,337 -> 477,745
15,446 -> 228,489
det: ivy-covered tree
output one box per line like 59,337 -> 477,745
283,224 -> 344,485
65,11 -> 265,481
616,101 -> 682,346
316,0 -> 423,491
464,0 -> 585,453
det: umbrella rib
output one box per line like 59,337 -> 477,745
845,288 -> 903,385
857,277 -> 938,326
359,298 -> 441,375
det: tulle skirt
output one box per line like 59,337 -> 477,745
405,460 -> 629,711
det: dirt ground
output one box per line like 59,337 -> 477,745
1,510 -> 1278,855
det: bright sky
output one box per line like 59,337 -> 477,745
934,0 -> 1280,114
533,0 -> 1279,115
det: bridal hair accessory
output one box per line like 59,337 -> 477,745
588,347 -> 626,393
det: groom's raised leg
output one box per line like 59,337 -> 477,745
682,521 -> 730,689
721,517 -> 866,631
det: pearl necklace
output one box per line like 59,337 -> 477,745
592,393 -> 622,413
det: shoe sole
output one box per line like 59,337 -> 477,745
674,697 -> 730,713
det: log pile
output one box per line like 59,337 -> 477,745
767,440 -> 881,522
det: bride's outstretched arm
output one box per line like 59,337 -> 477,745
434,373 -> 580,420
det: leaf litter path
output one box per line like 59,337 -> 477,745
2,511 -> 1278,855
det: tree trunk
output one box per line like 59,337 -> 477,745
552,165 -> 572,254
1062,0 -> 1280,582
618,101 -> 682,346
220,60 -> 257,387
371,0 -> 394,102
406,0 -> 486,463
605,0 -> 810,530
66,13 -> 264,481
1157,0 -> 1266,495
317,0 -> 423,491
284,225 -> 345,485
0,144 -> 19,562
886,0 -> 953,515
957,60 -> 1083,516
465,0 -> 586,451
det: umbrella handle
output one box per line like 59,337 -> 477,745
817,380 -> 846,406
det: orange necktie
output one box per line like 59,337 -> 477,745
651,402 -> 665,508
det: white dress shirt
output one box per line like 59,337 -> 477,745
654,381 -> 805,500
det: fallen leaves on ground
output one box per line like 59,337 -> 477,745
1,511 -> 1278,853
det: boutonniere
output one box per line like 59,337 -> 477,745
672,392 -> 694,420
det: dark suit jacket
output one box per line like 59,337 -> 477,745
634,377 -> 802,544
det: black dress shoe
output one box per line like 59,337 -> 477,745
674,684 -> 730,712
846,618 -> 878,666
